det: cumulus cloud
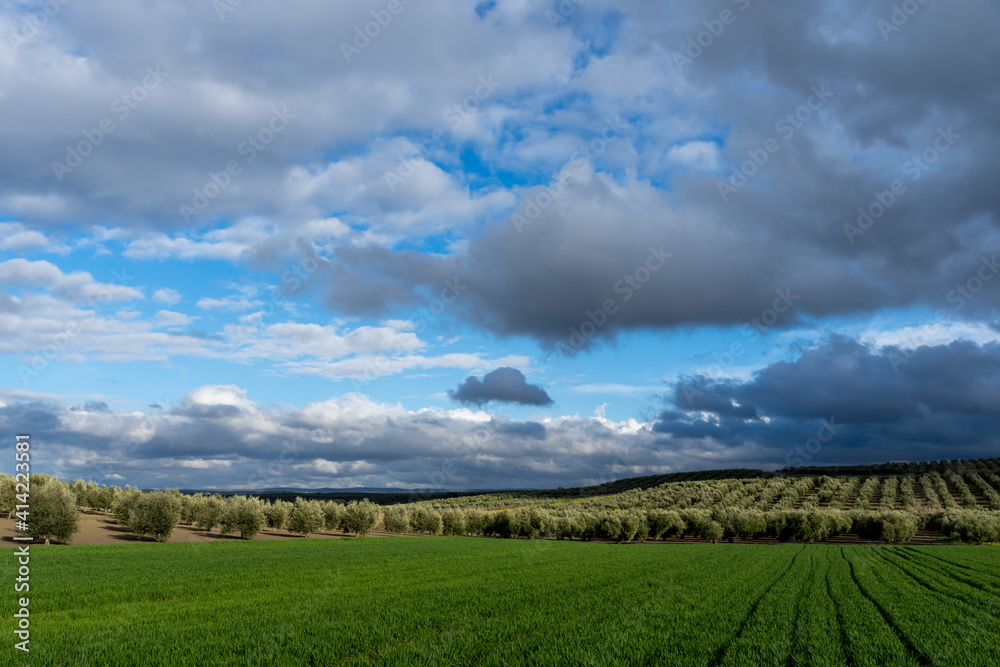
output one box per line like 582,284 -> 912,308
0,386 -> 674,490
151,288 -> 182,305
449,367 -> 553,407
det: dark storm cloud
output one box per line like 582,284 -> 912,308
658,337 -> 1000,465
314,1 -> 1000,347
448,367 -> 553,406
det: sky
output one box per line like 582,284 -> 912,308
1,0 -> 999,491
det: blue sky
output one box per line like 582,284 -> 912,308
2,0 -> 999,490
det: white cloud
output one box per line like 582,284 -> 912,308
1,385 -> 673,490
153,310 -> 197,328
197,295 -> 263,311
0,222 -> 70,254
152,288 -> 182,305
666,140 -> 720,170
0,258 -> 143,302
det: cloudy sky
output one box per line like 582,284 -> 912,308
2,0 -> 999,490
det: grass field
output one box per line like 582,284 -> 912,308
3,538 -> 1000,666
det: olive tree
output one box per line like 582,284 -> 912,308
342,500 -> 380,536
383,506 -> 410,534
263,500 -> 291,530
194,495 -> 225,532
112,487 -> 141,526
287,498 -> 325,535
321,501 -> 345,532
410,506 -> 443,535
0,474 -> 16,518
27,481 -> 80,544
441,509 -> 467,535
220,495 -> 266,539
126,491 -> 182,542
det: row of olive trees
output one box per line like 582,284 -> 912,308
109,491 -> 383,542
376,503 -> 926,544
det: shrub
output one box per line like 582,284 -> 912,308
220,496 -> 266,539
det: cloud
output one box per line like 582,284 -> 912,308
0,386 -> 673,490
449,367 -> 553,407
0,222 -> 70,254
0,259 -> 143,302
153,310 -> 197,328
152,288 -> 182,305
657,336 -> 1000,467
196,295 -> 263,311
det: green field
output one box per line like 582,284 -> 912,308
3,538 -> 999,666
